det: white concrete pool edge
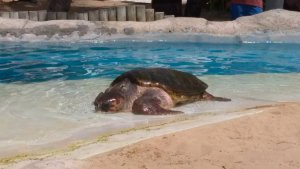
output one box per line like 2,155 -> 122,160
1,104 -> 273,169
1,9 -> 300,43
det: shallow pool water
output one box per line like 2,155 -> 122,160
0,41 -> 300,159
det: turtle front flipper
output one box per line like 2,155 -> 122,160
132,89 -> 183,115
202,91 -> 231,102
132,97 -> 183,115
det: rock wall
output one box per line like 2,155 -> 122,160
0,9 -> 300,42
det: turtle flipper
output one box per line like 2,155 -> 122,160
132,93 -> 183,115
202,92 -> 231,102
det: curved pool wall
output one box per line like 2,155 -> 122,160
0,9 -> 300,163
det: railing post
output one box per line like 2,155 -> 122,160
155,12 -> 164,20
19,11 -> 29,19
108,8 -> 117,21
29,11 -> 38,21
117,6 -> 127,21
77,12 -> 88,20
56,12 -> 67,20
9,12 -> 19,19
88,10 -> 99,21
146,9 -> 154,21
38,10 -> 47,21
67,12 -> 77,20
99,9 -> 109,21
136,5 -> 146,22
0,12 -> 10,18
126,5 -> 136,21
47,12 -> 57,20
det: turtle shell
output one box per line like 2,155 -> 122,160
111,68 -> 208,99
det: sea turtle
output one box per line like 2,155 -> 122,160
94,68 -> 230,115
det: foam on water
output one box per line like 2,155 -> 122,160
0,73 -> 300,158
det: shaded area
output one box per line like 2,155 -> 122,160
284,0 -> 300,11
0,0 -> 128,12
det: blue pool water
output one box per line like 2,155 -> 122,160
1,40 -> 300,160
0,42 -> 300,83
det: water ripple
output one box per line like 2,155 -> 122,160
0,42 -> 299,83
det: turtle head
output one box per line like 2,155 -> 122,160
94,79 -> 134,113
94,90 -> 125,112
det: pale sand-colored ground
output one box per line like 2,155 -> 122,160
82,102 -> 300,169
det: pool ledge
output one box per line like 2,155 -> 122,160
1,9 -> 300,43
1,102 -> 299,169
0,103 -> 277,168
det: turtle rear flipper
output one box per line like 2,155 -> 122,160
132,90 -> 183,115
